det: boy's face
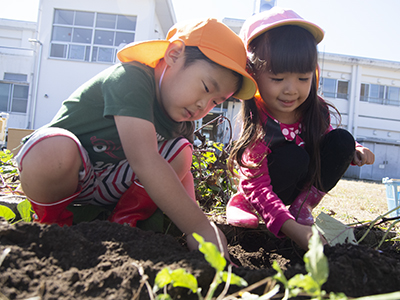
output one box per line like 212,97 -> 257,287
159,58 -> 237,122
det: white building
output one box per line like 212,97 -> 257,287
0,0 -> 399,181
0,18 -> 36,129
318,53 -> 400,181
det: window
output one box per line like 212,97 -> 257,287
386,86 -> 400,106
321,78 -> 349,99
50,9 -> 137,63
360,83 -> 369,102
0,73 -> 29,114
360,83 -> 400,106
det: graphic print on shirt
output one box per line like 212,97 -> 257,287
90,136 -> 122,160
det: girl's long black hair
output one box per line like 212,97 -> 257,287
229,25 -> 340,192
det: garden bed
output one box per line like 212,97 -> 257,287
0,215 -> 400,299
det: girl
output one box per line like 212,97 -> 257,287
227,7 -> 375,250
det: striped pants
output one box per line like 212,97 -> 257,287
15,127 -> 192,207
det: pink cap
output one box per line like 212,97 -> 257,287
240,7 -> 324,48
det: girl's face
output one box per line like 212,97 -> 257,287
159,58 -> 237,123
255,71 -> 313,124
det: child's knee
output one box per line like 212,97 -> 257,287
20,136 -> 82,178
159,137 -> 193,180
322,129 -> 355,158
169,145 -> 193,180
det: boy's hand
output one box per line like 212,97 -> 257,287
114,116 -> 230,259
353,145 -> 375,166
186,223 -> 231,263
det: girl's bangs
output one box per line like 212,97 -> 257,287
250,25 -> 318,75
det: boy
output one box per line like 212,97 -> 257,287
15,18 -> 257,254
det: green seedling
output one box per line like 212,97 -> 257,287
193,232 -> 248,300
153,267 -> 199,298
0,199 -> 33,223
268,226 -> 338,300
151,232 -> 247,300
17,199 -> 33,222
250,226 -> 400,300
137,227 -> 400,300
0,205 -> 15,222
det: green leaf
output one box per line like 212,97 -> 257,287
329,292 -> 348,299
155,294 -> 173,300
221,271 -> 248,287
288,274 -> 320,296
17,200 -> 33,222
153,267 -> 172,293
0,166 -> 17,174
271,260 -> 288,287
193,233 -> 226,272
212,142 -> 224,151
304,226 -> 329,287
170,269 -> 198,293
154,268 -> 198,294
0,205 -> 16,221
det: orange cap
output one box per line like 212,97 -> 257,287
117,18 -> 257,100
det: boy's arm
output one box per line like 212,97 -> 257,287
114,115 -> 228,255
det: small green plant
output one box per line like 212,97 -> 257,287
192,116 -> 237,212
0,199 -> 33,223
133,226 -> 400,300
0,149 -> 17,175
152,230 -> 247,300
0,149 -> 21,194
271,226 -> 333,300
255,226 -> 400,300
0,149 -> 34,224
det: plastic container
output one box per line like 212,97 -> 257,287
0,112 -> 8,147
382,177 -> 400,217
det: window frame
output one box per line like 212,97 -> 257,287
49,9 -> 137,64
321,77 -> 349,100
360,83 -> 400,106
0,81 -> 29,114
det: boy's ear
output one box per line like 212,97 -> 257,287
164,40 -> 185,66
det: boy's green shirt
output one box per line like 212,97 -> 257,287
46,62 -> 194,169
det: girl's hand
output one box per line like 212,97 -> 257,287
280,219 -> 327,250
353,145 -> 375,166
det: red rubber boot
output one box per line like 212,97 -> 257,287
108,181 -> 158,227
289,186 -> 326,226
226,193 -> 259,229
29,189 -> 81,227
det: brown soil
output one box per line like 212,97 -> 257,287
1,216 -> 400,300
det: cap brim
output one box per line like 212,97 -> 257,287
117,40 -> 171,68
248,19 -> 324,45
200,47 -> 257,100
118,40 -> 257,100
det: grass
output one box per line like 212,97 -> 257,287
314,177 -> 393,226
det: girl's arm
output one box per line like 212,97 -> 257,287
114,115 -> 229,257
280,219 -> 313,250
280,219 -> 327,250
239,141 -> 295,237
353,144 -> 375,166
239,141 -> 328,250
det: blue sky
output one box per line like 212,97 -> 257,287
1,0 -> 399,62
